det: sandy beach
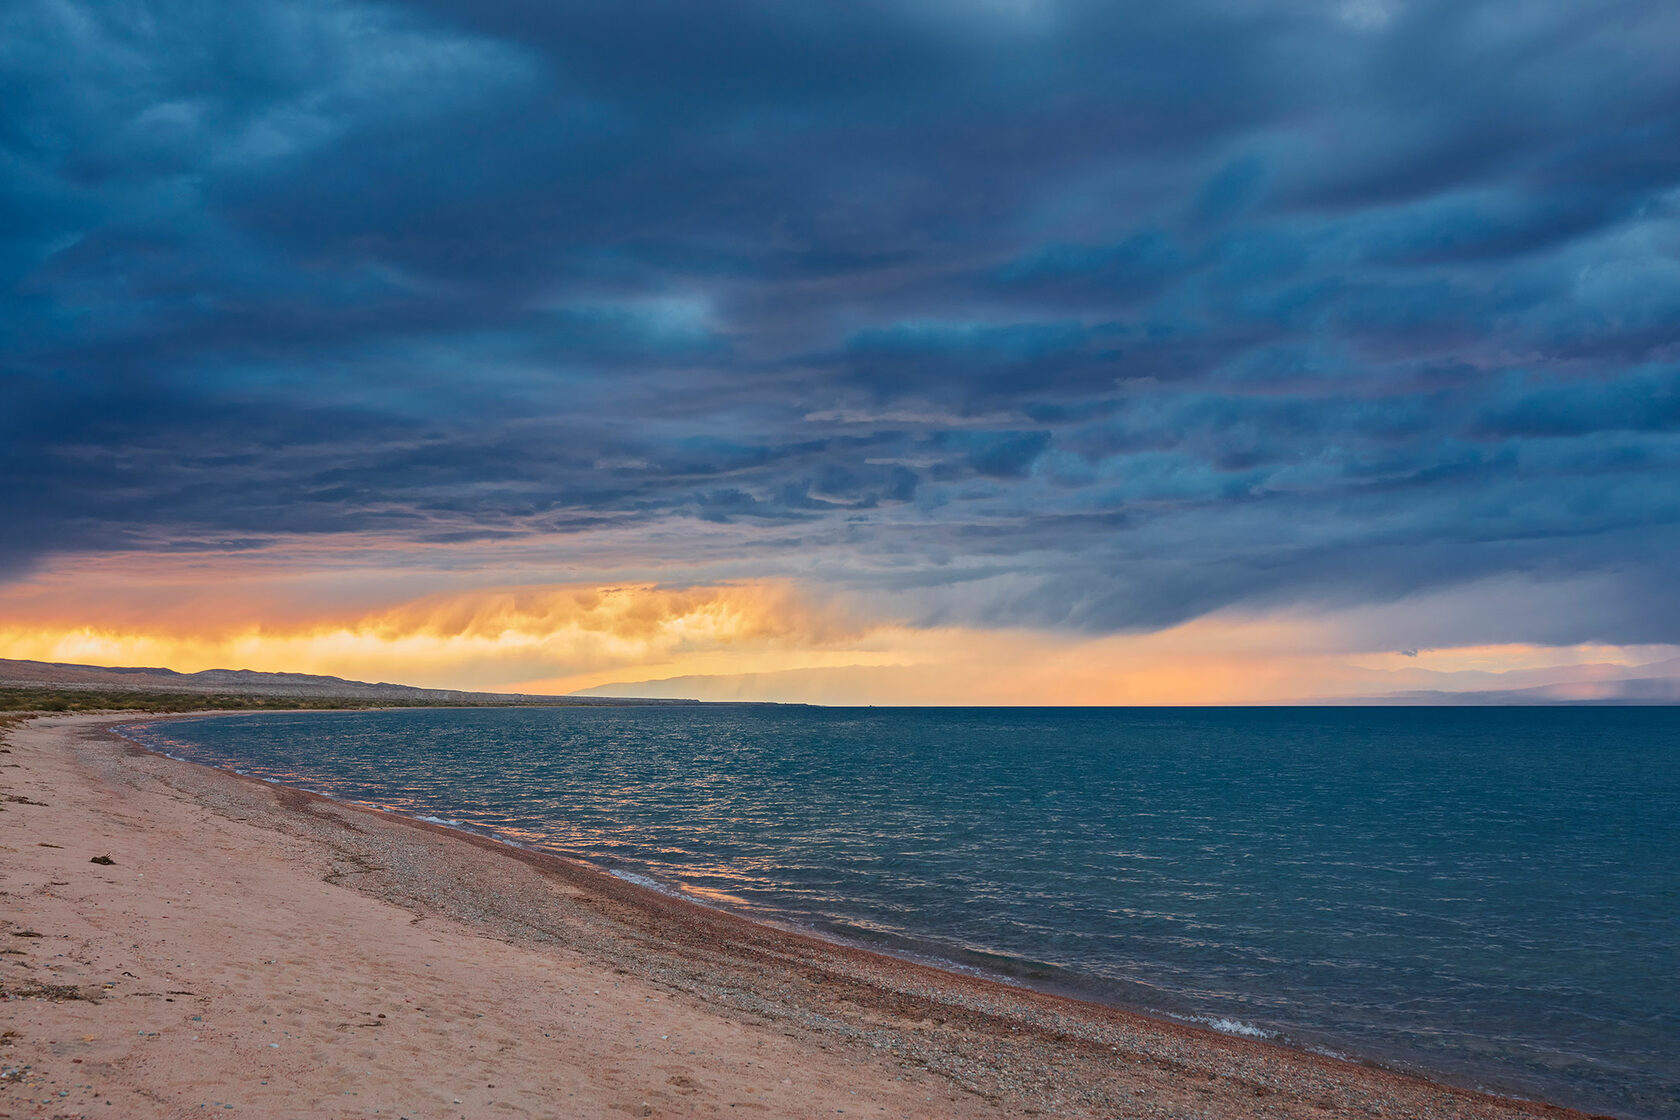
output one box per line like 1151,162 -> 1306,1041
1,713 -> 1598,1120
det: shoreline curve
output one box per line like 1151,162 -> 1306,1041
1,710 -> 1608,1119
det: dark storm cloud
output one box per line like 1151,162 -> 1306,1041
3,0 -> 1679,643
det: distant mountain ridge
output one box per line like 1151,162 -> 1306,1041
575,658 -> 1680,705
1341,676 -> 1680,705
0,657 -> 695,706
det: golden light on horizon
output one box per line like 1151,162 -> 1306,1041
1,567 -> 1671,705
0,578 -> 873,688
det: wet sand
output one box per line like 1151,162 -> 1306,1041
1,712 -> 1599,1119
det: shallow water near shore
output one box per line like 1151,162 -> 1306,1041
121,705 -> 1678,1119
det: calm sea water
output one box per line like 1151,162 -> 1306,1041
121,706 -> 1678,1118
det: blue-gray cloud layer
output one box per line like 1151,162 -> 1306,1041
4,0 -> 1679,642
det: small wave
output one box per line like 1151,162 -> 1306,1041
611,868 -> 684,897
417,815 -> 464,827
1184,1015 -> 1276,1039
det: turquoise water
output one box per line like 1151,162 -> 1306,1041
122,706 -> 1678,1118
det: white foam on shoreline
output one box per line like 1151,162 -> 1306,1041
611,868 -> 684,897
1186,1015 -> 1276,1039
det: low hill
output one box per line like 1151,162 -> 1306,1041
0,658 -> 695,706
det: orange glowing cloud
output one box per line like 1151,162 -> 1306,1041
0,577 -> 894,693
1,557 -> 1675,704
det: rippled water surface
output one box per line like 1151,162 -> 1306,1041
123,705 -> 1678,1118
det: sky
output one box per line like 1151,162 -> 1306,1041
3,0 -> 1679,702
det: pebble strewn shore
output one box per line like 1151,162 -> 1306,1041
1,713 -> 1602,1119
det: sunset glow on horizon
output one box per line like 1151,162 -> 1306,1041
2,556 -> 1674,703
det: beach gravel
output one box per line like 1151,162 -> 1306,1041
0,713 -> 1602,1120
